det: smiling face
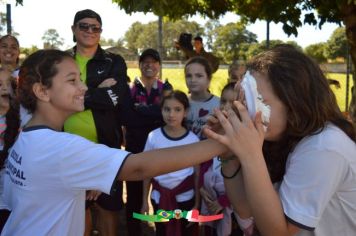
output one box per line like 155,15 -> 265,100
139,56 -> 160,80
161,97 -> 187,129
251,71 -> 287,141
72,17 -> 101,49
0,36 -> 20,68
45,58 -> 87,116
185,63 -> 210,95
0,70 -> 12,114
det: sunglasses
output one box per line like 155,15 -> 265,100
77,22 -> 102,33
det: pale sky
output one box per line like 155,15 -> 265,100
2,0 -> 340,50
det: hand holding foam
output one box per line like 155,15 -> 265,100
241,71 -> 271,130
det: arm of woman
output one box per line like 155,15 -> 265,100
241,151 -> 300,236
205,103 -> 300,236
221,159 -> 251,218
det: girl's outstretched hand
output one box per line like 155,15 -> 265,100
204,101 -> 264,161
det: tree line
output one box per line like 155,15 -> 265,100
47,20 -> 348,64
0,15 -> 348,65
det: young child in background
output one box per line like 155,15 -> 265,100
184,56 -> 220,235
2,49 -> 227,236
185,56 -> 220,140
0,35 -> 20,74
141,90 -> 199,236
0,68 -> 20,233
0,35 -> 31,127
199,82 -> 239,236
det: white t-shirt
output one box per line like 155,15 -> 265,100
0,108 -> 31,211
144,127 -> 199,204
0,169 -> 7,211
2,126 -> 130,236
187,95 -> 220,140
0,115 -> 7,210
19,105 -> 32,127
279,124 -> 356,236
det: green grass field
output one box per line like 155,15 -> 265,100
128,68 -> 353,112
327,73 -> 354,112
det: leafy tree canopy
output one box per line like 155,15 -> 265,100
304,42 -> 327,63
324,27 -> 348,60
212,21 -> 257,63
124,19 -> 203,59
123,19 -> 259,63
41,29 -> 64,49
113,0 -> 353,37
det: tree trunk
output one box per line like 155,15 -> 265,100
341,3 -> 356,123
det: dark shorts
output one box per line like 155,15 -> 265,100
86,180 -> 124,211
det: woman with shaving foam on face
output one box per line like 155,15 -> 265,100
205,45 -> 356,236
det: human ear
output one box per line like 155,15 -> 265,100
32,82 -> 50,102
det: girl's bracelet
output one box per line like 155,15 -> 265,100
217,156 -> 235,164
220,164 -> 241,179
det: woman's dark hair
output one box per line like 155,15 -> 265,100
184,56 -> 212,80
0,72 -> 20,169
161,90 -> 190,127
0,35 -> 20,65
246,44 -> 355,182
18,49 -> 73,113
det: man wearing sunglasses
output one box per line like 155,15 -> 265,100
64,9 -> 130,236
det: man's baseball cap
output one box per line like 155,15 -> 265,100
73,9 -> 102,25
139,48 -> 161,64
